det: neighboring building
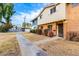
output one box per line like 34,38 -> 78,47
22,22 -> 31,32
32,3 -> 79,39
31,17 -> 38,29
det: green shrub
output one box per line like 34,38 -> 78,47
48,30 -> 54,37
36,29 -> 42,35
43,29 -> 48,36
0,23 -> 13,32
30,29 -> 36,33
0,25 -> 6,32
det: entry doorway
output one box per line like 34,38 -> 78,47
57,23 -> 64,37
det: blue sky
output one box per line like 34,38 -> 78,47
11,3 -> 47,27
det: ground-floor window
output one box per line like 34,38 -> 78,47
48,25 -> 52,30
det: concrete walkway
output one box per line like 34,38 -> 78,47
16,33 -> 48,56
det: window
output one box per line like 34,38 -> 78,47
32,18 -> 37,25
48,25 -> 52,30
72,3 -> 79,7
40,26 -> 43,29
50,7 -> 56,14
40,15 -> 42,19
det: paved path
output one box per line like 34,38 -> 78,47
16,33 -> 48,56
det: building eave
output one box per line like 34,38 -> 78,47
38,19 -> 66,26
31,3 -> 60,22
31,17 -> 38,22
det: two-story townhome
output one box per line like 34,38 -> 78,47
31,17 -> 38,29
32,3 -> 79,39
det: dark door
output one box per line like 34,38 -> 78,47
58,23 -> 63,37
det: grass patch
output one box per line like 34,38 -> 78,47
0,33 -> 21,56
22,32 -> 49,42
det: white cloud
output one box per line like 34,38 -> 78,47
11,8 -> 43,27
11,3 -> 49,27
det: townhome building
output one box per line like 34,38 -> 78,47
32,3 -> 79,39
31,17 -> 38,29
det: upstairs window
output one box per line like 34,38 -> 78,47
50,7 -> 56,14
40,15 -> 42,19
72,3 -> 79,7
32,18 -> 37,25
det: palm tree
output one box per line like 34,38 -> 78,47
2,3 -> 15,31
0,3 -> 15,32
0,3 -> 3,22
3,4 -> 15,23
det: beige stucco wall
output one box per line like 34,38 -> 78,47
67,4 -> 79,32
38,3 -> 66,25
63,4 -> 79,39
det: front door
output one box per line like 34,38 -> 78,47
58,23 -> 63,37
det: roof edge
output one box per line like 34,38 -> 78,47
31,3 -> 60,22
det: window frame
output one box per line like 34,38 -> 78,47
72,3 -> 79,7
50,7 -> 56,14
40,15 -> 42,19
